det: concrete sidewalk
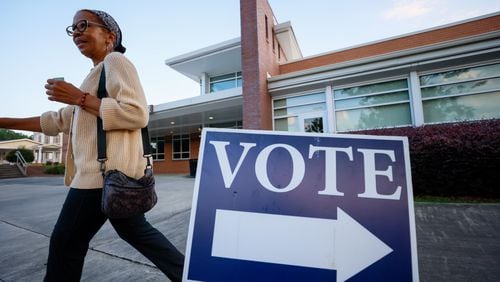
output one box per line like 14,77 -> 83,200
1,175 -> 499,281
0,175 -> 193,281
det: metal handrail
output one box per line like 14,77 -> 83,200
14,150 -> 28,176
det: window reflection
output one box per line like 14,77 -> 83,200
423,91 -> 500,123
150,137 -> 165,160
210,72 -> 243,93
334,78 -> 411,131
420,63 -> 500,86
273,92 -> 326,132
336,104 -> 411,132
304,117 -> 323,133
420,62 -> 500,123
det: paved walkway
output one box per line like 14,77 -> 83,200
0,175 -> 499,281
0,175 -> 193,281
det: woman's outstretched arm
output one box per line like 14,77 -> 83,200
0,117 -> 42,132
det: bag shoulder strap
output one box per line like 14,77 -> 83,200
96,66 -> 152,172
96,67 -> 107,163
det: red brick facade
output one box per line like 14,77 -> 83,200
280,15 -> 500,74
152,133 -> 200,174
240,0 -> 282,130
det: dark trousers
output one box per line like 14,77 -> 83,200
44,188 -> 184,282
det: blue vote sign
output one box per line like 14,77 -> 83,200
183,128 -> 419,282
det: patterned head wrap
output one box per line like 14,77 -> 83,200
82,9 -> 126,53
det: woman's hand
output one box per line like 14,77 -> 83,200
45,79 -> 84,106
45,79 -> 101,117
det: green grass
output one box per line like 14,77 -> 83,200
414,195 -> 500,203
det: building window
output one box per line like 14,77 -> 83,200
150,137 -> 165,160
272,29 -> 275,51
273,91 -> 326,132
53,135 -> 60,145
265,15 -> 269,41
303,117 -> 324,133
209,72 -> 242,93
172,134 -> 190,160
419,62 -> 500,123
333,78 -> 411,132
207,121 -> 243,129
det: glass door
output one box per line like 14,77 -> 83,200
300,112 -> 326,133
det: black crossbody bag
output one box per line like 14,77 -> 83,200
96,66 -> 157,218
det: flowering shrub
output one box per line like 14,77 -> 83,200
350,119 -> 500,198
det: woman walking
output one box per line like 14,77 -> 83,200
0,9 -> 184,282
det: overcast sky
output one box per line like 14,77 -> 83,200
1,0 -> 499,120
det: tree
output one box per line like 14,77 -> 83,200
5,148 -> 35,163
0,129 -> 31,141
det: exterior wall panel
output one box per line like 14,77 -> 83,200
280,15 -> 500,74
153,133 -> 201,174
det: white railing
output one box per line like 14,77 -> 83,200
14,150 -> 28,176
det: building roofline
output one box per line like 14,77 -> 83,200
152,88 -> 242,113
165,37 -> 241,66
283,11 -> 500,65
0,138 -> 41,145
269,31 -> 500,85
274,21 -> 303,60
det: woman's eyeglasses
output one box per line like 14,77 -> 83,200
66,20 -> 109,36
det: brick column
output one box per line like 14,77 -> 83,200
240,0 -> 280,130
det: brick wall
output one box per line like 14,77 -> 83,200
152,133 -> 200,174
240,0 -> 281,130
280,15 -> 500,74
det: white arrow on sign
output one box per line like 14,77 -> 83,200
211,208 -> 393,282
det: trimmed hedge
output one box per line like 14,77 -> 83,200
44,164 -> 65,175
349,119 -> 500,199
